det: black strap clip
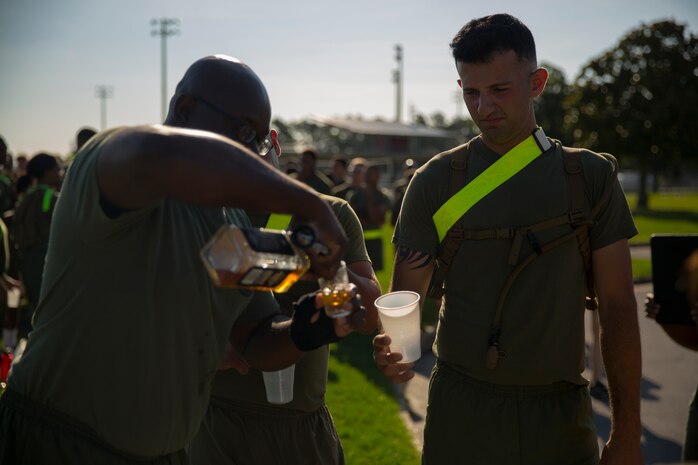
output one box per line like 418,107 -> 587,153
526,230 -> 543,256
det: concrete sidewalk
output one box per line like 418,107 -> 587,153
398,282 -> 697,464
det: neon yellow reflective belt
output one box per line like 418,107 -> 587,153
433,128 -> 551,242
265,213 -> 292,230
363,228 -> 383,240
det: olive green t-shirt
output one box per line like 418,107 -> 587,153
210,195 -> 370,413
292,172 -> 333,196
346,187 -> 392,231
394,136 -> 637,386
8,128 -> 279,457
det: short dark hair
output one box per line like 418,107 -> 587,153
76,127 -> 97,149
27,153 -> 58,179
450,14 -> 537,65
332,156 -> 348,169
301,149 -> 318,161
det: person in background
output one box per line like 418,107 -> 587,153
0,55 -> 351,465
10,153 -> 62,338
190,129 -> 381,465
390,158 -> 418,226
13,155 -> 28,181
0,138 -> 15,216
347,164 -> 392,273
644,249 -> 698,462
373,14 -> 641,464
332,157 -> 367,200
292,148 -> 333,195
0,212 -> 22,363
327,155 -> 349,187
67,126 -> 98,165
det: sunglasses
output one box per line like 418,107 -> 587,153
195,97 -> 274,156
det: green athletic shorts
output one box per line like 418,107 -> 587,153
0,389 -> 187,465
188,397 -> 344,465
422,361 -> 599,465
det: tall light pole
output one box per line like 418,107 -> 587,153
392,44 -> 403,123
151,18 -> 180,121
94,85 -> 114,130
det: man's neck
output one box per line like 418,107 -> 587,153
481,118 -> 538,156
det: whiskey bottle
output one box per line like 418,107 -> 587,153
200,224 -> 318,293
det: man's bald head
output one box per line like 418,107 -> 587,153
166,55 -> 271,128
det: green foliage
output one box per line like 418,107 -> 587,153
568,20 -> 698,207
535,62 -> 574,145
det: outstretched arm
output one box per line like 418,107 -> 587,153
96,125 -> 347,278
593,239 -> 643,465
229,293 -> 360,372
373,246 -> 434,384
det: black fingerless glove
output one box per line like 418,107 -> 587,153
290,292 -> 342,351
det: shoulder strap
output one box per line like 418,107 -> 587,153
564,150 -> 619,310
427,148 -> 467,299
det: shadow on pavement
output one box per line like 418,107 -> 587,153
641,375 -> 662,401
593,409 -> 683,464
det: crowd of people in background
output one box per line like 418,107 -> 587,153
0,128 -> 95,366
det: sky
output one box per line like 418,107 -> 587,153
1,0 -> 697,156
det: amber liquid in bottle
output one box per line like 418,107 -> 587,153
201,225 -> 310,293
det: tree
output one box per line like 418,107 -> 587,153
568,19 -> 698,208
429,111 -> 447,128
535,62 -> 574,145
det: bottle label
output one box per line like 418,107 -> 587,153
240,267 -> 289,288
242,228 -> 295,256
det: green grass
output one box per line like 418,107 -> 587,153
327,334 -> 420,465
627,192 -> 698,244
632,258 -> 652,281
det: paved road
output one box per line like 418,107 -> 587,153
631,244 -> 651,260
399,282 -> 697,464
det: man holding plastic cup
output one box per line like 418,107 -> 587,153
373,14 -> 641,465
189,127 -> 380,465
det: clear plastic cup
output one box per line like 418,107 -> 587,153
375,291 -> 422,363
262,364 -> 295,404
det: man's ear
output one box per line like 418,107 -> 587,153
530,67 -> 548,98
457,79 -> 463,89
174,95 -> 196,123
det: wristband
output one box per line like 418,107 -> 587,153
290,292 -> 341,351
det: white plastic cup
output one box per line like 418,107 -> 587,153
262,364 -> 295,404
375,291 -> 422,363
